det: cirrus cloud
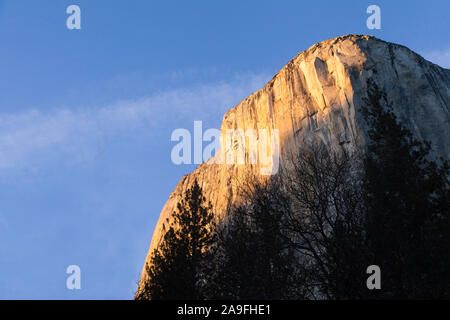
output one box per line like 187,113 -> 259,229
0,72 -> 269,173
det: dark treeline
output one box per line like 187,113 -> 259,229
136,81 -> 449,300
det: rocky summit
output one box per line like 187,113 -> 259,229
137,35 -> 450,292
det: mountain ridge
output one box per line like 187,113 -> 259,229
137,34 -> 450,293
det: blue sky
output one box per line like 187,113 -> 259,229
0,0 -> 448,299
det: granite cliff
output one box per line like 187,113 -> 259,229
137,35 -> 450,292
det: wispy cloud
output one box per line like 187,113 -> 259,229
0,73 -> 269,173
422,48 -> 450,68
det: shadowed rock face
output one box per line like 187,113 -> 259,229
137,35 -> 450,292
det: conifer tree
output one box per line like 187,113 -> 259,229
135,180 -> 215,300
361,79 -> 450,298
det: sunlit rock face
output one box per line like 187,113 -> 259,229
137,35 -> 450,292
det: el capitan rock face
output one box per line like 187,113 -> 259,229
137,35 -> 450,292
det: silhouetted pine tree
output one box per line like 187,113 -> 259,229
135,180 -> 215,300
361,79 -> 450,298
